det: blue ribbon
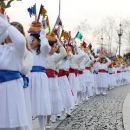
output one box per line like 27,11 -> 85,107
31,66 -> 47,74
20,74 -> 29,88
93,70 -> 98,74
0,70 -> 29,88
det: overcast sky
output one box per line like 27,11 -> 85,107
6,0 -> 130,31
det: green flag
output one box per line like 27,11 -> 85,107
76,31 -> 83,40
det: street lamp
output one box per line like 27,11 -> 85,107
117,23 -> 123,56
101,29 -> 104,51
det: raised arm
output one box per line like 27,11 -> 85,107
8,26 -> 26,57
0,16 -> 26,57
40,29 -> 51,57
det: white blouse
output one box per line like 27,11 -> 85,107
46,46 -> 67,70
0,26 -> 26,71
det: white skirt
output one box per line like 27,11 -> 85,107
68,73 -> 78,101
84,70 -> 94,95
29,72 -> 51,116
78,72 -> 87,92
48,77 -> 64,115
58,76 -> 74,109
0,78 -> 28,128
24,87 -> 32,130
97,72 -> 109,89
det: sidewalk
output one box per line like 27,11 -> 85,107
123,92 -> 130,130
32,116 -> 65,130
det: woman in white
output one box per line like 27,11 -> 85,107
29,29 -> 51,130
11,21 -> 33,130
46,36 -> 66,123
0,17 -> 28,130
69,46 -> 84,105
57,54 -> 74,117
97,57 -> 109,95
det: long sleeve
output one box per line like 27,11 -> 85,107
21,48 -> 33,75
54,46 -> 67,63
0,16 -> 10,44
8,26 -> 26,58
40,38 -> 50,57
39,29 -> 50,57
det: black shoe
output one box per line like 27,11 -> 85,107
66,114 -> 71,118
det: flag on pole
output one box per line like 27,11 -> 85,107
88,43 -> 92,49
37,4 -> 47,22
75,31 -> 83,40
82,41 -> 87,48
27,4 -> 36,17
27,4 -> 37,22
60,30 -> 70,40
46,16 -> 51,33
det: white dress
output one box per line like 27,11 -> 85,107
46,46 -> 66,115
57,57 -> 74,109
84,55 -> 94,97
97,63 -> 109,90
69,53 -> 84,100
93,62 -> 100,95
29,36 -> 51,116
0,25 -> 28,128
21,48 -> 33,130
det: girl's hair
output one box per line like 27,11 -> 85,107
10,22 -> 32,52
10,22 -> 25,36
30,34 -> 41,55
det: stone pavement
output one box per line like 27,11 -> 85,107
33,85 -> 130,130
123,92 -> 130,130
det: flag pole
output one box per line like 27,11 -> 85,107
51,0 -> 61,33
59,0 -> 61,18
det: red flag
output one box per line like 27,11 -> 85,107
88,43 -> 92,49
82,41 -> 87,48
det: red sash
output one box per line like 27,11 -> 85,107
58,69 -> 67,77
98,69 -> 108,73
78,70 -> 83,75
117,71 -> 121,73
47,69 -> 56,78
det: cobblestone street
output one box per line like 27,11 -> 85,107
54,85 -> 130,130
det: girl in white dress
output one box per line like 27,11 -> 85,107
11,21 -> 33,130
0,17 -> 28,130
29,29 -> 51,130
46,35 -> 66,123
97,57 -> 109,95
57,55 -> 74,117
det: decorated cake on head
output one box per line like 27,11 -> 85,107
27,3 -> 48,35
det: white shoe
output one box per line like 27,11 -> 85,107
102,92 -> 107,95
46,124 -> 51,129
50,116 -> 56,123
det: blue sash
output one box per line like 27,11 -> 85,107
0,70 -> 29,88
31,66 -> 47,74
93,70 -> 98,74
20,74 -> 29,88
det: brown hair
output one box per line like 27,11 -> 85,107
10,22 -> 32,52
10,22 -> 25,36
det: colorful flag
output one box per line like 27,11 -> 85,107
37,4 -> 47,22
88,43 -> 92,49
27,4 -> 36,17
60,30 -> 69,40
46,16 -> 51,33
82,41 -> 87,48
75,31 -> 83,40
